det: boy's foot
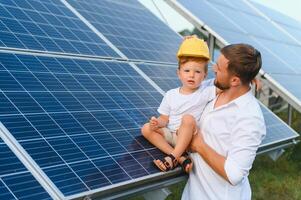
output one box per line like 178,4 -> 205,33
153,154 -> 178,172
179,153 -> 193,173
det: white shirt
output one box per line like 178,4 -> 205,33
157,81 -> 215,132
182,90 -> 266,200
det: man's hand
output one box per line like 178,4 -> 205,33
149,116 -> 160,131
251,78 -> 262,91
190,130 -> 205,153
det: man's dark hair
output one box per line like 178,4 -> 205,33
221,44 -> 262,85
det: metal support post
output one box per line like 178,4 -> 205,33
288,104 -> 293,126
143,188 -> 171,200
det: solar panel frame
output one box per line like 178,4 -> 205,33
0,135 -> 54,200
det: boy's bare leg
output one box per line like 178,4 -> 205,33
172,114 -> 197,172
172,114 -> 197,158
141,123 -> 174,155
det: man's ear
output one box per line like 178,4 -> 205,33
231,76 -> 241,87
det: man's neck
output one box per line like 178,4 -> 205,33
215,85 -> 250,108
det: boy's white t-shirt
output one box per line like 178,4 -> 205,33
157,82 -> 216,132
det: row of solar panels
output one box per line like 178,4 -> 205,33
0,0 -> 298,199
167,0 -> 301,109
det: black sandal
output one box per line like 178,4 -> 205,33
180,152 -> 193,173
153,154 -> 178,172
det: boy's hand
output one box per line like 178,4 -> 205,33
149,116 -> 159,131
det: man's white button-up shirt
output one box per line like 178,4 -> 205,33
182,90 -> 266,200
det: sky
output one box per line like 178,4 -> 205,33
139,0 -> 301,32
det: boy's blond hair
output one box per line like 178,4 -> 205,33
178,56 -> 209,73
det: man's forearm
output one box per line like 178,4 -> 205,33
196,142 -> 230,183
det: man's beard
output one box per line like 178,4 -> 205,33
214,79 -> 230,90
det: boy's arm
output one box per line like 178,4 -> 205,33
149,115 -> 169,131
150,114 -> 169,130
157,114 -> 169,127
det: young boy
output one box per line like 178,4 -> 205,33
141,36 -> 216,173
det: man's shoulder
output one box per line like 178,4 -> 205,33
239,96 -> 263,118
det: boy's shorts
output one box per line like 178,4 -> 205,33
161,128 -> 177,147
161,127 -> 199,147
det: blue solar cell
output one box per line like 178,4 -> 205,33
49,112 -> 87,136
0,142 -> 26,176
0,0 -> 119,57
44,164 -> 88,196
110,130 -> 144,152
113,153 -> 149,179
68,0 -> 182,63
69,161 -> 111,189
138,63 -> 180,91
93,157 -> 131,184
30,91 -> 67,112
0,115 -> 41,140
0,52 -> 164,197
10,71 -> 47,91
0,92 -> 19,115
25,113 -> 65,138
271,74 -> 301,100
0,140 -> 51,200
70,134 -> 108,159
5,92 -> 44,114
251,2 -> 301,30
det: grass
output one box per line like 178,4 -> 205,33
130,146 -> 301,200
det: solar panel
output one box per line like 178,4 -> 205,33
0,0 -> 119,57
0,0 -> 299,199
0,51 -> 171,198
137,63 -> 180,91
67,0 -> 182,63
250,2 -> 301,34
170,0 -> 301,108
138,63 -> 299,149
0,138 -> 52,200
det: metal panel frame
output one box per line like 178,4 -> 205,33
0,122 -> 64,200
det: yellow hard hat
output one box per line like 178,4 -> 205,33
177,37 -> 210,60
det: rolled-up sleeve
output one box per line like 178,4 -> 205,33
224,116 -> 266,185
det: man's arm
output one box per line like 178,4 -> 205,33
190,133 -> 229,182
190,116 -> 265,185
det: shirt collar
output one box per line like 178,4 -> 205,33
227,89 -> 254,108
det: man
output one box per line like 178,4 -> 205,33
181,44 -> 266,200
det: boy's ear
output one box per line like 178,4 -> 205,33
177,69 -> 180,77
